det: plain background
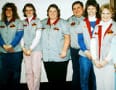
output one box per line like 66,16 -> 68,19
0,0 -> 110,83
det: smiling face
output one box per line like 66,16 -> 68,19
101,8 -> 112,22
25,6 -> 34,17
48,7 -> 58,20
87,5 -> 97,17
72,3 -> 84,17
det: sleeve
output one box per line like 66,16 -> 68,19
10,20 -> 24,47
0,34 -> 5,46
20,38 -> 24,48
62,20 -> 70,35
105,51 -> 112,62
90,26 -> 98,60
90,38 -> 97,60
78,33 -> 87,51
104,25 -> 116,63
67,21 -> 71,35
110,35 -> 116,63
30,19 -> 42,50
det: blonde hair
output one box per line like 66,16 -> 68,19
100,4 -> 115,18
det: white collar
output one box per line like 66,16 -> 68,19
88,16 -> 96,21
27,16 -> 33,22
100,19 -> 112,26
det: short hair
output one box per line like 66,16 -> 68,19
1,2 -> 20,21
84,1 -> 100,18
72,1 -> 84,10
100,4 -> 114,15
47,4 -> 60,18
23,3 -> 37,17
100,4 -> 115,21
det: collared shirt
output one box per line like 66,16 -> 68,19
67,15 -> 84,49
41,18 -> 70,62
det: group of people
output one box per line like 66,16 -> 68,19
0,0 -> 116,90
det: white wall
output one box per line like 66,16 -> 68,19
0,0 -> 110,83
0,0 -> 110,20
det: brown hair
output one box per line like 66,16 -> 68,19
100,4 -> 115,20
1,2 -> 20,21
23,3 -> 37,17
72,1 -> 84,10
84,1 -> 100,18
47,4 -> 60,18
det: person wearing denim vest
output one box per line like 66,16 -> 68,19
21,3 -> 42,90
0,3 -> 23,90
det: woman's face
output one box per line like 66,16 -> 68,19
5,7 -> 13,18
72,4 -> 84,17
48,7 -> 58,19
87,5 -> 97,17
101,8 -> 112,22
25,7 -> 34,17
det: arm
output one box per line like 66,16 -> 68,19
30,19 -> 42,50
6,20 -> 24,52
20,38 -> 24,48
10,30 -> 24,47
78,33 -> 92,60
0,34 -> 15,52
78,33 -> 87,51
0,34 -> 5,46
10,21 -> 24,47
30,30 -> 41,50
60,34 -> 70,58
20,38 -> 28,55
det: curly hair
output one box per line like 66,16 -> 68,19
1,2 -> 20,21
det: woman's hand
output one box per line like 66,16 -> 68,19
23,48 -> 31,56
100,60 -> 108,67
60,50 -> 67,58
85,50 -> 92,60
93,60 -> 102,68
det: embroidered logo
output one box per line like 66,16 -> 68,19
70,22 -> 75,26
54,27 -> 59,31
23,24 -> 27,27
10,24 -> 15,28
0,26 -> 5,28
32,23 -> 36,26
107,30 -> 113,34
41,27 -> 45,30
37,27 -> 45,30
95,32 -> 98,35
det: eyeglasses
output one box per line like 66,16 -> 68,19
101,13 -> 111,15
25,9 -> 33,12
